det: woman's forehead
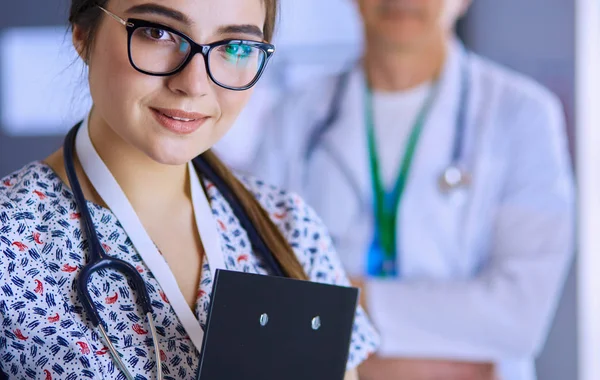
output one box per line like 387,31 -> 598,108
114,0 -> 266,39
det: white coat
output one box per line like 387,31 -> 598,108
222,39 -> 575,380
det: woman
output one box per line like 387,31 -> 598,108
0,0 -> 378,378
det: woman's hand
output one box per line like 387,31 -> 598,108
358,356 -> 497,380
344,368 -> 359,380
349,277 -> 368,312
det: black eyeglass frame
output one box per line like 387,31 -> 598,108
99,6 -> 276,91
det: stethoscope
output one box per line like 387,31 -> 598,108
63,122 -> 284,380
304,49 -> 473,206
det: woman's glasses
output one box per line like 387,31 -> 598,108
98,6 -> 275,91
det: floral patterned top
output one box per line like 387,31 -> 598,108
0,161 -> 379,380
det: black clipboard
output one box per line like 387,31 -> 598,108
196,269 -> 359,380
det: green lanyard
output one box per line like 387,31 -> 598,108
365,83 -> 439,277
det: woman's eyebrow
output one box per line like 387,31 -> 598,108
124,4 -> 265,40
125,3 -> 193,26
217,24 -> 264,39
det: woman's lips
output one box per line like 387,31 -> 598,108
150,107 -> 210,135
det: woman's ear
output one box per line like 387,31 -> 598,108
72,24 -> 88,64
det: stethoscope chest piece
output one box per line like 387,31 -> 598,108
438,165 -> 471,193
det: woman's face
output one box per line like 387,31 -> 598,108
75,0 -> 266,165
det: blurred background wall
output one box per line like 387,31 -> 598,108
0,1 -> 584,379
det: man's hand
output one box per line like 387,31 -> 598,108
350,277 -> 498,380
358,356 -> 497,380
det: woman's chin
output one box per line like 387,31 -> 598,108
139,127 -> 216,166
145,146 -> 206,166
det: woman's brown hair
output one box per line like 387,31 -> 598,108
69,0 -> 308,280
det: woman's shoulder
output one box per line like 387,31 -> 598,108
237,173 -> 339,275
0,162 -> 56,267
238,174 -> 325,241
0,161 -> 54,210
236,173 -> 350,284
0,161 -> 71,234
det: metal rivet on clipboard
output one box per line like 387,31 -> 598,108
260,313 -> 269,326
311,316 -> 321,330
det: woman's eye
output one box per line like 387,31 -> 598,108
225,44 -> 252,59
225,44 -> 242,55
143,27 -> 172,41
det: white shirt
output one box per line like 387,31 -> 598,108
371,83 -> 432,188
